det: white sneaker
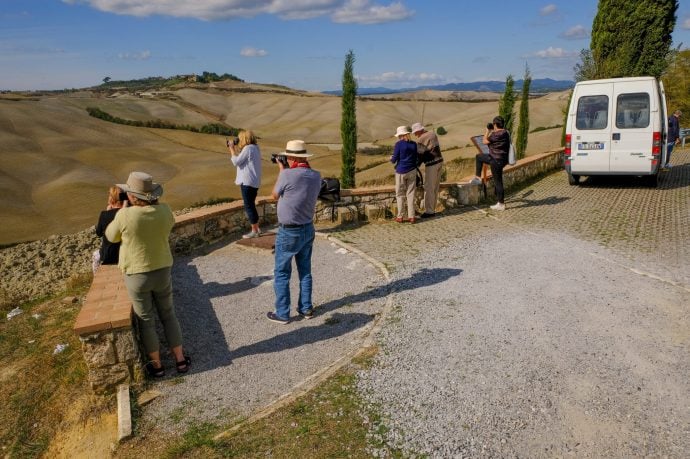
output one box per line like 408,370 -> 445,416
490,203 -> 506,211
242,231 -> 260,239
469,177 -> 482,185
663,163 -> 672,169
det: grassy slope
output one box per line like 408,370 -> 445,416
0,89 -> 566,243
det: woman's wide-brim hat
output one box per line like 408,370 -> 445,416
281,139 -> 313,158
117,171 -> 163,201
394,125 -> 410,137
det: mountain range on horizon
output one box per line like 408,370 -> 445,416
323,78 -> 575,96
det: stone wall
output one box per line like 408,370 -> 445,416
168,149 -> 563,250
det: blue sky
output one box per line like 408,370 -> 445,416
1,0 -> 689,91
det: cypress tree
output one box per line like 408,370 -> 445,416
662,48 -> 690,115
340,50 -> 357,189
498,75 -> 515,134
515,66 -> 531,160
590,0 -> 678,78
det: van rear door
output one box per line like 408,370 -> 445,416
571,86 -> 612,174
610,81 -> 655,174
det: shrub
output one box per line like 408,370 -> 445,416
436,126 -> 447,135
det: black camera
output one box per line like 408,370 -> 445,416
486,122 -> 494,130
271,153 -> 289,167
226,137 -> 239,147
118,191 -> 129,202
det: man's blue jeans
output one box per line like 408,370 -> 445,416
273,223 -> 315,320
666,142 -> 675,165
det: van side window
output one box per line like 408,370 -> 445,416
576,95 -> 608,130
615,93 -> 650,129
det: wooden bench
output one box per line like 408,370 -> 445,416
680,127 -> 690,149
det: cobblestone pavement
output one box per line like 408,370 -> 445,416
330,149 -> 690,288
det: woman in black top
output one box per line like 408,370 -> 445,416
94,186 -> 125,266
470,115 -> 510,211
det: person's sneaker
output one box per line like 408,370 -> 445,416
298,309 -> 314,320
490,202 -> 506,211
266,311 -> 289,324
663,163 -> 672,170
420,212 -> 435,219
243,231 -> 260,239
394,216 -> 404,223
408,217 -> 417,224
469,177 -> 482,185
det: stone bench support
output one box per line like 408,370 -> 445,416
74,265 -> 142,394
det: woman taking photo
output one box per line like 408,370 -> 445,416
106,171 -> 190,378
228,129 -> 263,238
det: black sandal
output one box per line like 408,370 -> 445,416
176,355 -> 191,374
145,361 -> 165,378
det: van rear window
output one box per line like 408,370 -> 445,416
616,93 -> 650,128
576,95 -> 608,130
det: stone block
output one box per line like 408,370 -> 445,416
336,206 -> 357,224
114,330 -> 139,363
82,333 -> 117,367
365,204 -> 386,221
456,183 -> 482,205
89,363 -> 130,394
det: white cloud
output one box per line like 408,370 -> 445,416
332,0 -> 413,24
240,47 -> 268,57
682,16 -> 690,30
540,4 -> 557,16
560,25 -> 588,40
356,71 -> 447,88
62,0 -> 414,24
528,47 -> 578,59
117,50 -> 151,60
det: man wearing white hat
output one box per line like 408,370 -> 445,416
267,140 -> 322,324
411,122 -> 444,218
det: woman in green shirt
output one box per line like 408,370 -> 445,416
106,172 -> 190,378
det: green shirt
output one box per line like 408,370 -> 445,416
105,204 -> 175,275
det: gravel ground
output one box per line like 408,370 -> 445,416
139,235 -> 389,430
356,226 -> 689,458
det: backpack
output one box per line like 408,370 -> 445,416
318,177 -> 340,202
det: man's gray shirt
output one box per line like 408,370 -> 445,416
275,167 -> 321,225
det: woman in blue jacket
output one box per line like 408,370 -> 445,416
390,126 -> 419,223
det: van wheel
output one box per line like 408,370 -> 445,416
567,172 -> 580,185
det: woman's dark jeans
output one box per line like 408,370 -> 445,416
475,153 -> 507,204
240,185 -> 259,224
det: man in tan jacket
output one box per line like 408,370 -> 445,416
411,122 -> 444,218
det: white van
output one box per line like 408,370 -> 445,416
565,76 -> 667,186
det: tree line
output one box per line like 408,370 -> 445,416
86,107 -> 239,136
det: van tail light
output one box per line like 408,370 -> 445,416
565,134 -> 572,156
652,131 -> 661,155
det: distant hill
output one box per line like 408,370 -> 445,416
324,78 -> 575,96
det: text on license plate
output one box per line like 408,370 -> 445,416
577,142 -> 605,150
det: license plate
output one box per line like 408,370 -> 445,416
577,142 -> 605,150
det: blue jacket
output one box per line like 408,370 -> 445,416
391,139 -> 418,174
668,115 -> 680,143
